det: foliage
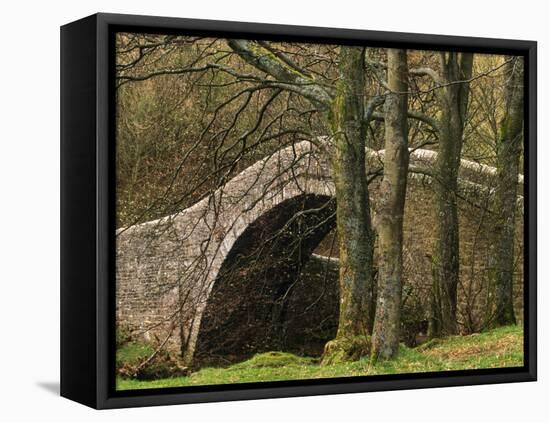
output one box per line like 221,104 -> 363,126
116,325 -> 132,348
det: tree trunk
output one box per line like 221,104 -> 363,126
227,40 -> 376,362
431,52 -> 473,337
322,46 -> 374,364
371,49 -> 409,360
491,57 -> 523,327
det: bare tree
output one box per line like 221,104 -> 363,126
419,52 -> 474,337
321,46 -> 374,363
226,41 -> 375,362
490,56 -> 524,326
371,49 -> 409,360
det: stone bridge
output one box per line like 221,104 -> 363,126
117,140 -> 339,364
116,139 -> 520,365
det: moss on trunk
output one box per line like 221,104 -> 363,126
322,46 -> 375,363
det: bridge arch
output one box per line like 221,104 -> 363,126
194,193 -> 337,365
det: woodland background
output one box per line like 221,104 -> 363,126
114,32 -> 524,382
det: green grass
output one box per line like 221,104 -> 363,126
116,342 -> 154,368
116,325 -> 523,391
230,351 -> 317,369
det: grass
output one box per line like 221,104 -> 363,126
230,351 -> 317,369
116,325 -> 523,391
116,342 -> 155,368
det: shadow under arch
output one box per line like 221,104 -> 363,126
194,193 -> 339,366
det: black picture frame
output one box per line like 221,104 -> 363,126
60,12 -> 537,409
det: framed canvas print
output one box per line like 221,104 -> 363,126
60,13 -> 537,409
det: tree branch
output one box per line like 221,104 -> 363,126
370,110 -> 441,133
409,67 -> 443,84
227,39 -> 333,110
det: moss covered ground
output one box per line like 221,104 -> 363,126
117,325 -> 523,391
